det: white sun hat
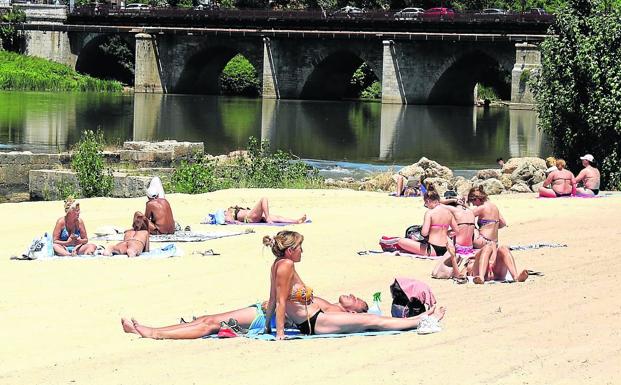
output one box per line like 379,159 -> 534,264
580,154 -> 595,163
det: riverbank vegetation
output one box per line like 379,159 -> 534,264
0,51 -> 123,92
533,0 -> 621,190
168,137 -> 323,193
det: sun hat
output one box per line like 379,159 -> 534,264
580,154 -> 595,163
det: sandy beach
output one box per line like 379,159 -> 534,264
1,188 -> 620,385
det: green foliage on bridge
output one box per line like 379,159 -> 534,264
533,0 -> 621,190
220,54 -> 261,96
0,51 -> 123,92
0,9 -> 26,52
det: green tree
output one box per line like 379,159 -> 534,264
532,0 -> 621,189
219,54 -> 260,96
0,9 -> 26,52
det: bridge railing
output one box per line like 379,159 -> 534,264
70,5 -> 554,24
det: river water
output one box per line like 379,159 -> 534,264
0,91 -> 549,177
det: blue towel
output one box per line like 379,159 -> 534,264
243,328 -> 414,340
202,219 -> 312,226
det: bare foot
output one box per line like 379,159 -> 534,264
296,214 -> 307,224
121,318 -> 138,334
517,269 -> 529,282
473,276 -> 484,285
430,306 -> 446,322
131,318 -> 157,339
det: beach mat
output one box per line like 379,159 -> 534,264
201,219 -> 312,226
357,250 -> 442,260
11,244 -> 180,260
508,243 -> 567,251
388,193 -> 420,198
93,230 -> 251,242
536,193 -> 614,199
244,328 -> 415,341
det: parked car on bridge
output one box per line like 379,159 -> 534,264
422,7 -> 455,21
475,8 -> 509,22
124,2 -> 150,10
522,7 -> 553,22
330,6 -> 365,18
394,7 -> 424,20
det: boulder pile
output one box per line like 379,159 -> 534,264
340,156 -> 548,195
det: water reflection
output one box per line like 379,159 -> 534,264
0,91 -> 549,169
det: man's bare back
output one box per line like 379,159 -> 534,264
145,198 -> 175,235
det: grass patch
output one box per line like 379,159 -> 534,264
0,51 -> 123,92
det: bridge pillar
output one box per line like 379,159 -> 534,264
134,33 -> 164,93
381,40 -> 407,105
511,43 -> 541,105
262,37 -> 279,99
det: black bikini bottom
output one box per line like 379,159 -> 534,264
426,243 -> 447,256
589,189 -> 600,195
555,191 -> 572,197
296,310 -> 323,335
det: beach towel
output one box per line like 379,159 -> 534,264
92,230 -> 251,242
357,250 -> 442,260
201,218 -> 312,226
388,193 -> 420,198
11,244 -> 180,260
393,277 -> 436,308
508,243 -> 567,251
243,328 -> 416,341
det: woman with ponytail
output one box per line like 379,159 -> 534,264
265,231 -> 446,340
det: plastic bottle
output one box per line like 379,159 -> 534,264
367,292 -> 382,316
45,232 -> 53,257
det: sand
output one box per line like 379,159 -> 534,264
0,189 -> 620,385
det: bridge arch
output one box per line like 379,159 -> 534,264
426,48 -> 512,105
172,45 -> 261,95
74,34 -> 135,85
299,49 -> 381,100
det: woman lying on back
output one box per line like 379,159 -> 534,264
264,231 -> 446,340
223,197 -> 306,224
103,212 -> 150,257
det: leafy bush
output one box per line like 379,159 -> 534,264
350,63 -> 379,99
0,9 -> 26,51
532,0 -> 621,190
168,137 -> 322,193
219,54 -> 260,96
477,83 -> 500,101
71,130 -> 113,197
361,81 -> 382,99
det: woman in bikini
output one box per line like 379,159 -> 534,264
264,231 -> 446,340
223,197 -> 306,224
539,159 -> 576,198
121,294 -> 369,339
575,154 -> 601,196
381,186 -> 456,257
52,197 -> 97,256
432,194 -> 492,280
103,212 -> 150,257
468,187 -> 528,284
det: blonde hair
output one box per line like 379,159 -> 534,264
545,156 -> 556,168
64,196 -> 79,213
262,231 -> 304,258
555,159 -> 566,170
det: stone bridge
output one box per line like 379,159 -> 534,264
16,6 -> 542,105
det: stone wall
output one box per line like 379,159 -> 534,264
29,170 -> 152,200
0,152 -> 70,192
119,140 -> 204,167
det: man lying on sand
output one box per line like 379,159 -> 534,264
122,294 -> 369,339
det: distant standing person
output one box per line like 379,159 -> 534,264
145,177 -> 175,234
575,154 -> 601,196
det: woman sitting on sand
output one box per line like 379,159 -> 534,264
538,159 -> 576,198
467,187 -> 528,283
103,212 -> 150,258
380,186 -> 456,257
432,194 -> 491,279
394,174 -> 421,197
52,197 -> 97,256
264,231 -> 446,339
224,197 -> 306,224
122,294 -> 369,340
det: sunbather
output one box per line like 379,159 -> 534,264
145,178 -> 175,234
394,174 -> 421,197
52,197 -> 96,256
264,231 -> 446,340
224,197 -> 306,224
575,154 -> 601,196
122,294 -> 369,339
381,186 -> 456,257
538,159 -> 576,198
103,212 -> 150,257
468,186 -> 506,249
